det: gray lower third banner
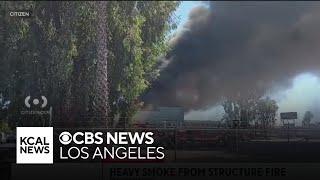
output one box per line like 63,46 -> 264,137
11,163 -> 320,180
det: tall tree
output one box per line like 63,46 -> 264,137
256,97 -> 278,129
302,111 -> 313,128
222,93 -> 259,128
0,1 -> 179,128
222,95 -> 278,129
92,1 -> 109,126
106,1 -> 179,128
69,2 -> 98,126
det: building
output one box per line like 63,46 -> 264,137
132,107 -> 222,129
132,106 -> 184,128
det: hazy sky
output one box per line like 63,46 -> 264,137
173,1 -> 208,32
172,1 -> 320,124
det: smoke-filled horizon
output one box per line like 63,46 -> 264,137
144,2 -> 320,115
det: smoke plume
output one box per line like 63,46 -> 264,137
144,2 -> 320,111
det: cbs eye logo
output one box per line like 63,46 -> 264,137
59,132 -> 72,145
24,96 -> 47,108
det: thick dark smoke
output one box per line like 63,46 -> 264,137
144,2 -> 320,110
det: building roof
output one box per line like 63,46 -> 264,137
132,106 -> 184,123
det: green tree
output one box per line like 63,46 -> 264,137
256,97 -> 278,129
92,1 -> 109,125
106,1 -> 179,127
222,93 -> 259,128
222,95 -> 278,129
0,1 -> 179,128
302,111 -> 313,128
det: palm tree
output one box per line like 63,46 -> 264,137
92,1 -> 109,126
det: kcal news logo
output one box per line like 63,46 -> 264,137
16,127 -> 53,164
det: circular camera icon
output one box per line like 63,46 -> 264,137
59,132 -> 72,145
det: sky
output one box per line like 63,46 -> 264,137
171,1 -> 320,124
169,1 -> 208,36
272,73 -> 320,124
